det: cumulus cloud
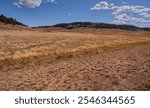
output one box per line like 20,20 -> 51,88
113,13 -> 150,24
47,0 -> 57,4
139,12 -> 150,18
112,5 -> 150,15
91,1 -> 150,25
91,1 -> 110,10
13,0 -> 57,8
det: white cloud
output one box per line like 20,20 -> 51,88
113,13 -> 150,24
91,1 -> 150,26
13,0 -> 57,8
91,1 -> 150,15
91,1 -> 110,10
112,5 -> 150,15
139,12 -> 150,18
47,0 -> 57,3
140,23 -> 150,27
19,0 -> 42,8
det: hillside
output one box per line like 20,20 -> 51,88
0,14 -> 26,26
35,22 -> 150,31
0,14 -> 150,31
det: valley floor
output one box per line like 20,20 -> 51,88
0,29 -> 150,90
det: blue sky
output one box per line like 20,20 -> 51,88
0,0 -> 150,27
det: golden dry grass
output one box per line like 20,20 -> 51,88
0,28 -> 150,71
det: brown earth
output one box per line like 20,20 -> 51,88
0,28 -> 150,91
0,23 -> 30,30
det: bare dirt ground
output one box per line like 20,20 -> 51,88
0,28 -> 150,91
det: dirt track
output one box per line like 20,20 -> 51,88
0,44 -> 150,91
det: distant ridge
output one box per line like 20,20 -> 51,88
0,14 -> 26,26
35,22 -> 150,31
0,14 -> 149,31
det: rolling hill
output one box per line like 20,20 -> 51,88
35,22 -> 150,31
0,14 -> 26,26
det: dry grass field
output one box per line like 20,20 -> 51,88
0,28 -> 150,90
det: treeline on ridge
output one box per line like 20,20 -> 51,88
36,22 -> 150,31
0,14 -> 25,26
53,22 -> 142,31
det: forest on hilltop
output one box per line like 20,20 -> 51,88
0,14 -> 25,26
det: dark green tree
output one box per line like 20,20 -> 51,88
0,14 -> 26,26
